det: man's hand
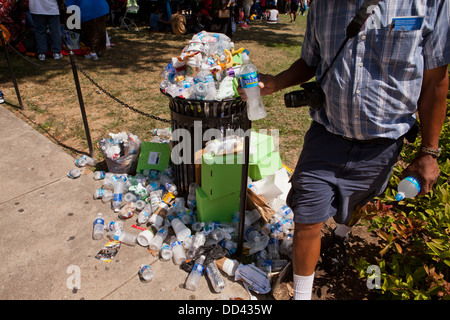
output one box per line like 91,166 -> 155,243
237,73 -> 278,101
401,153 -> 440,195
404,65 -> 448,196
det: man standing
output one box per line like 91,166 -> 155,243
29,0 -> 63,61
239,0 -> 449,299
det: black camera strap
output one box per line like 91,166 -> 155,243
317,0 -> 382,83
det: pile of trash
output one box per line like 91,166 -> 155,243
160,30 -> 248,101
70,128 -> 294,297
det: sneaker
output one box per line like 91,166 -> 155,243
84,52 -> 99,60
38,54 -> 46,61
0,91 -> 5,104
53,52 -> 63,60
321,229 -> 348,275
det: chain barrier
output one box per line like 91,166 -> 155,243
75,65 -> 171,124
5,42 -> 171,124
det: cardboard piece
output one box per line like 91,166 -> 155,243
136,142 -> 171,173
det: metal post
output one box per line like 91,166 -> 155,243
69,51 -> 93,156
236,131 -> 251,257
0,28 -> 24,109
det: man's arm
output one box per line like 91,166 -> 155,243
403,64 -> 448,195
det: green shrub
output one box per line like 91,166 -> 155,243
354,107 -> 450,300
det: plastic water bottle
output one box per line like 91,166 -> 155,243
160,243 -> 173,261
75,155 -> 97,167
107,230 -> 137,246
108,220 -> 124,232
279,231 -> 294,257
101,190 -> 114,203
149,224 -> 169,252
94,171 -> 106,180
244,209 -> 261,227
139,264 -> 155,282
92,213 -> 105,240
187,183 -> 198,209
186,232 -> 206,260
244,226 -> 260,243
67,168 -> 81,179
153,127 -> 172,139
170,236 -> 187,265
256,259 -> 289,273
137,205 -> 152,225
205,261 -> 226,293
395,176 -> 421,201
123,192 -> 137,204
185,255 -> 206,291
239,52 -> 267,121
93,188 -> 111,200
267,236 -> 280,259
112,176 -> 127,212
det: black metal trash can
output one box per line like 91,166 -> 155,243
162,90 -> 251,197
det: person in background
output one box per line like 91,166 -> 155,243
29,0 -> 63,61
66,0 -> 109,60
149,6 -> 171,32
239,0 -> 449,300
267,5 -> 278,24
290,0 -> 298,23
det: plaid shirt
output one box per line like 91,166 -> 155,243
301,0 -> 450,140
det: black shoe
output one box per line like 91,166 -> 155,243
321,229 -> 348,275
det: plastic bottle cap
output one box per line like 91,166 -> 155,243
395,192 -> 405,201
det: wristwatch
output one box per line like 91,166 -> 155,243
420,146 -> 442,158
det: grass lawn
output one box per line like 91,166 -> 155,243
0,13 -> 311,170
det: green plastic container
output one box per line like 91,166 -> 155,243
196,187 -> 240,222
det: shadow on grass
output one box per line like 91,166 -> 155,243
233,20 -> 304,48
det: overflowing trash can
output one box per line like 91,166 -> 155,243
164,91 -> 251,197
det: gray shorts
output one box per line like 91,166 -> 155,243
286,121 -> 404,225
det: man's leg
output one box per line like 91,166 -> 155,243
31,14 -> 48,56
292,221 -> 323,300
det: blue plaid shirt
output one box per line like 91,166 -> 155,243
301,0 -> 450,140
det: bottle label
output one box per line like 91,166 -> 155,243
170,240 -> 182,249
240,71 -> 259,88
113,230 -> 122,241
193,263 -> 205,275
94,218 -> 104,225
113,194 -> 122,202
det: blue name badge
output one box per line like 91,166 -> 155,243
391,16 -> 424,31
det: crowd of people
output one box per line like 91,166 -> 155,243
0,0 -> 311,62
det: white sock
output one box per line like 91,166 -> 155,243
293,273 -> 315,300
334,224 -> 353,238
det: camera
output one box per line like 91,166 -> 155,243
284,81 -> 325,110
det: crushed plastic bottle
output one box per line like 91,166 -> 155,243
139,264 -> 155,282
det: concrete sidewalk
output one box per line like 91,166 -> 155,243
0,106 -> 252,300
